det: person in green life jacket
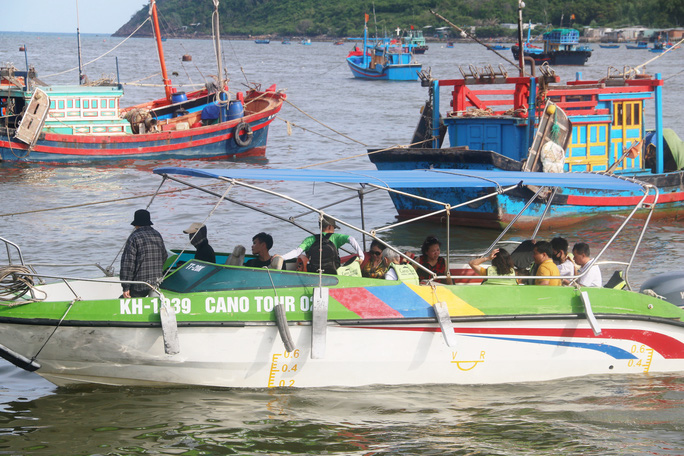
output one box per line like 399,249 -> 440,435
382,248 -> 419,285
278,215 -> 365,274
468,247 -> 517,285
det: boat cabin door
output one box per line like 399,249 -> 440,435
523,100 -> 572,172
14,88 -> 50,149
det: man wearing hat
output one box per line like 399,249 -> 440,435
278,214 -> 365,274
120,209 -> 168,298
183,222 -> 216,264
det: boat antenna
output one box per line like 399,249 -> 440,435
76,0 -> 84,85
149,0 -> 173,102
212,0 -> 227,121
517,0 -> 525,76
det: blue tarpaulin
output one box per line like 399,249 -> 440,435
153,167 -> 646,192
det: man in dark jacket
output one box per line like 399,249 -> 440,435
183,222 -> 216,264
121,209 -> 168,298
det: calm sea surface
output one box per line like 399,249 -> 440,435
0,31 -> 683,454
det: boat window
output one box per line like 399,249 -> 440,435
626,104 -> 632,125
633,103 -> 641,126
109,99 -> 116,109
50,100 -> 55,109
83,99 -> 89,109
614,103 -> 623,126
92,99 -> 98,109
75,99 -> 80,108
67,100 -> 73,108
161,261 -> 339,293
58,100 -> 64,110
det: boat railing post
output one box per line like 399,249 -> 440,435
655,73 -> 664,174
532,187 -> 557,239
23,45 -> 29,91
432,79 -> 440,149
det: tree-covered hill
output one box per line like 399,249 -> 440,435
113,0 -> 683,38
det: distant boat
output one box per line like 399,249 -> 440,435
346,15 -> 421,81
446,42 -> 454,48
625,41 -> 648,49
301,39 -> 312,45
281,40 -> 292,45
254,39 -> 270,44
333,40 -> 345,45
512,28 -> 592,65
489,44 -> 510,50
599,44 -> 620,49
402,28 -> 428,54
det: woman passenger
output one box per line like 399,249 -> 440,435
361,239 -> 389,279
409,236 -> 453,284
468,248 -> 517,285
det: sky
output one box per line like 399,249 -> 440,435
0,0 -> 148,34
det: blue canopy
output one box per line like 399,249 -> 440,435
153,167 -> 646,192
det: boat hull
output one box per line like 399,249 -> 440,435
511,46 -> 591,65
3,317 -> 684,388
369,148 -> 684,229
1,269 -> 684,388
0,91 -> 284,163
346,57 -> 421,81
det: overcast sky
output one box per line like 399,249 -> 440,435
0,0 -> 148,34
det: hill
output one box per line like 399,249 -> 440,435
113,0 -> 683,38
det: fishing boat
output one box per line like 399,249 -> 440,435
598,44 -> 620,49
281,40 -> 292,45
402,28 -> 429,54
489,44 -> 510,50
301,39 -> 312,45
254,39 -> 270,44
346,15 -> 422,81
0,1 -> 285,163
625,41 -> 648,50
1,166 -> 684,388
512,28 -> 592,65
369,65 -> 684,229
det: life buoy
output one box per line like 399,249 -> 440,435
233,122 -> 253,147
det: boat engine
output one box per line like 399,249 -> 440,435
640,272 -> 684,308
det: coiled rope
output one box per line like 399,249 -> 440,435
0,265 -> 45,304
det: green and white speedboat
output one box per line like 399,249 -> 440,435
1,167 -> 683,388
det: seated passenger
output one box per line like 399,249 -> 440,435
532,241 -> 561,286
183,222 -> 216,263
279,215 -> 365,275
383,249 -> 419,285
571,242 -> 602,287
361,239 -> 389,278
551,237 -> 576,277
468,248 -> 517,285
407,236 -> 453,284
245,232 -> 280,268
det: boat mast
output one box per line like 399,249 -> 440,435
76,0 -> 84,84
149,0 -> 173,101
516,0 -> 525,76
363,13 -> 369,68
212,0 -> 226,122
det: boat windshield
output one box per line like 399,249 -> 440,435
162,260 -> 339,293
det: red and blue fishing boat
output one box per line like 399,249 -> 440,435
369,66 -> 684,229
0,0 -> 284,163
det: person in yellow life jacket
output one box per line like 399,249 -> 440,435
468,247 -> 517,285
382,249 -> 419,285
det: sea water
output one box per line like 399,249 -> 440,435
0,32 -> 683,454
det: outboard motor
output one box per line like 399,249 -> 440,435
640,272 -> 684,308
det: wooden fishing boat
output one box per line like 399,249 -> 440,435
625,41 -> 649,49
598,44 -> 620,49
402,28 -> 429,54
1,167 -> 684,388
0,0 -> 284,163
512,28 -> 592,65
369,65 -> 684,229
346,15 -> 421,81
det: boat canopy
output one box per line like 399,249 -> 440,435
153,167 -> 646,192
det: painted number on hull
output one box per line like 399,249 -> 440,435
267,349 -> 301,388
119,298 -> 192,315
629,344 -> 654,373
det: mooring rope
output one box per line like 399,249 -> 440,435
41,17 -> 152,79
0,265 -> 46,304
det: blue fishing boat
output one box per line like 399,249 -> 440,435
402,28 -> 429,54
599,44 -> 620,49
346,14 -> 421,81
512,28 -> 592,65
369,68 -> 684,229
625,41 -> 648,49
254,39 -> 270,44
489,44 -> 510,50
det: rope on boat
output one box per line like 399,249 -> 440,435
283,98 -> 368,146
41,17 -> 152,79
627,35 -> 684,77
275,116 -> 357,145
0,265 -> 46,304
